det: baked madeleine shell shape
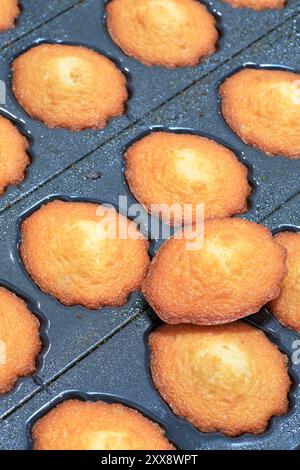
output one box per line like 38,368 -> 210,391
0,287 -> 41,394
20,200 -> 150,309
0,0 -> 20,31
220,68 -> 300,158
125,131 -> 251,225
269,232 -> 300,333
106,0 -> 218,67
12,43 -> 128,130
221,0 -> 285,10
142,218 -> 287,324
32,399 -> 174,450
149,322 -> 291,437
0,115 -> 29,195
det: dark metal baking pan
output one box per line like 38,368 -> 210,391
0,0 -> 299,450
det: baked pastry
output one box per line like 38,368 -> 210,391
32,399 -> 174,450
0,0 -> 20,31
12,43 -> 128,130
124,131 -> 250,225
221,0 -> 285,9
20,200 -> 149,309
0,115 -> 29,195
269,232 -> 300,333
220,68 -> 300,158
106,0 -> 218,67
0,286 -> 41,394
149,322 -> 290,436
142,218 -> 286,324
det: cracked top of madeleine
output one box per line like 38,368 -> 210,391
149,322 -> 290,437
20,200 -> 150,309
221,0 -> 285,9
0,286 -> 41,395
220,68 -> 300,158
142,218 -> 287,324
125,131 -> 250,225
269,231 -> 300,333
32,399 -> 174,450
106,0 -> 218,67
0,0 -> 20,31
0,115 -> 29,195
12,43 -> 128,130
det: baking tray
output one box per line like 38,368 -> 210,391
0,0 -> 298,214
0,0 -> 299,450
0,0 -> 78,49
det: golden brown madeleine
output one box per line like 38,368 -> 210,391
149,322 -> 290,437
0,0 -> 20,31
106,0 -> 218,68
221,0 -> 285,9
220,68 -> 300,158
0,287 -> 41,394
12,43 -> 128,130
125,132 -> 251,225
269,232 -> 300,333
0,115 -> 29,195
20,200 -> 150,309
32,399 -> 174,450
142,218 -> 286,325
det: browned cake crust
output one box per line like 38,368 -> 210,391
125,131 -> 251,225
269,232 -> 300,333
0,0 -> 20,31
32,399 -> 175,450
142,218 -> 287,324
12,43 -> 128,130
0,287 -> 41,394
106,0 -> 218,67
221,0 -> 285,9
20,200 -> 150,309
220,68 -> 300,158
149,322 -> 291,437
0,115 -> 29,195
